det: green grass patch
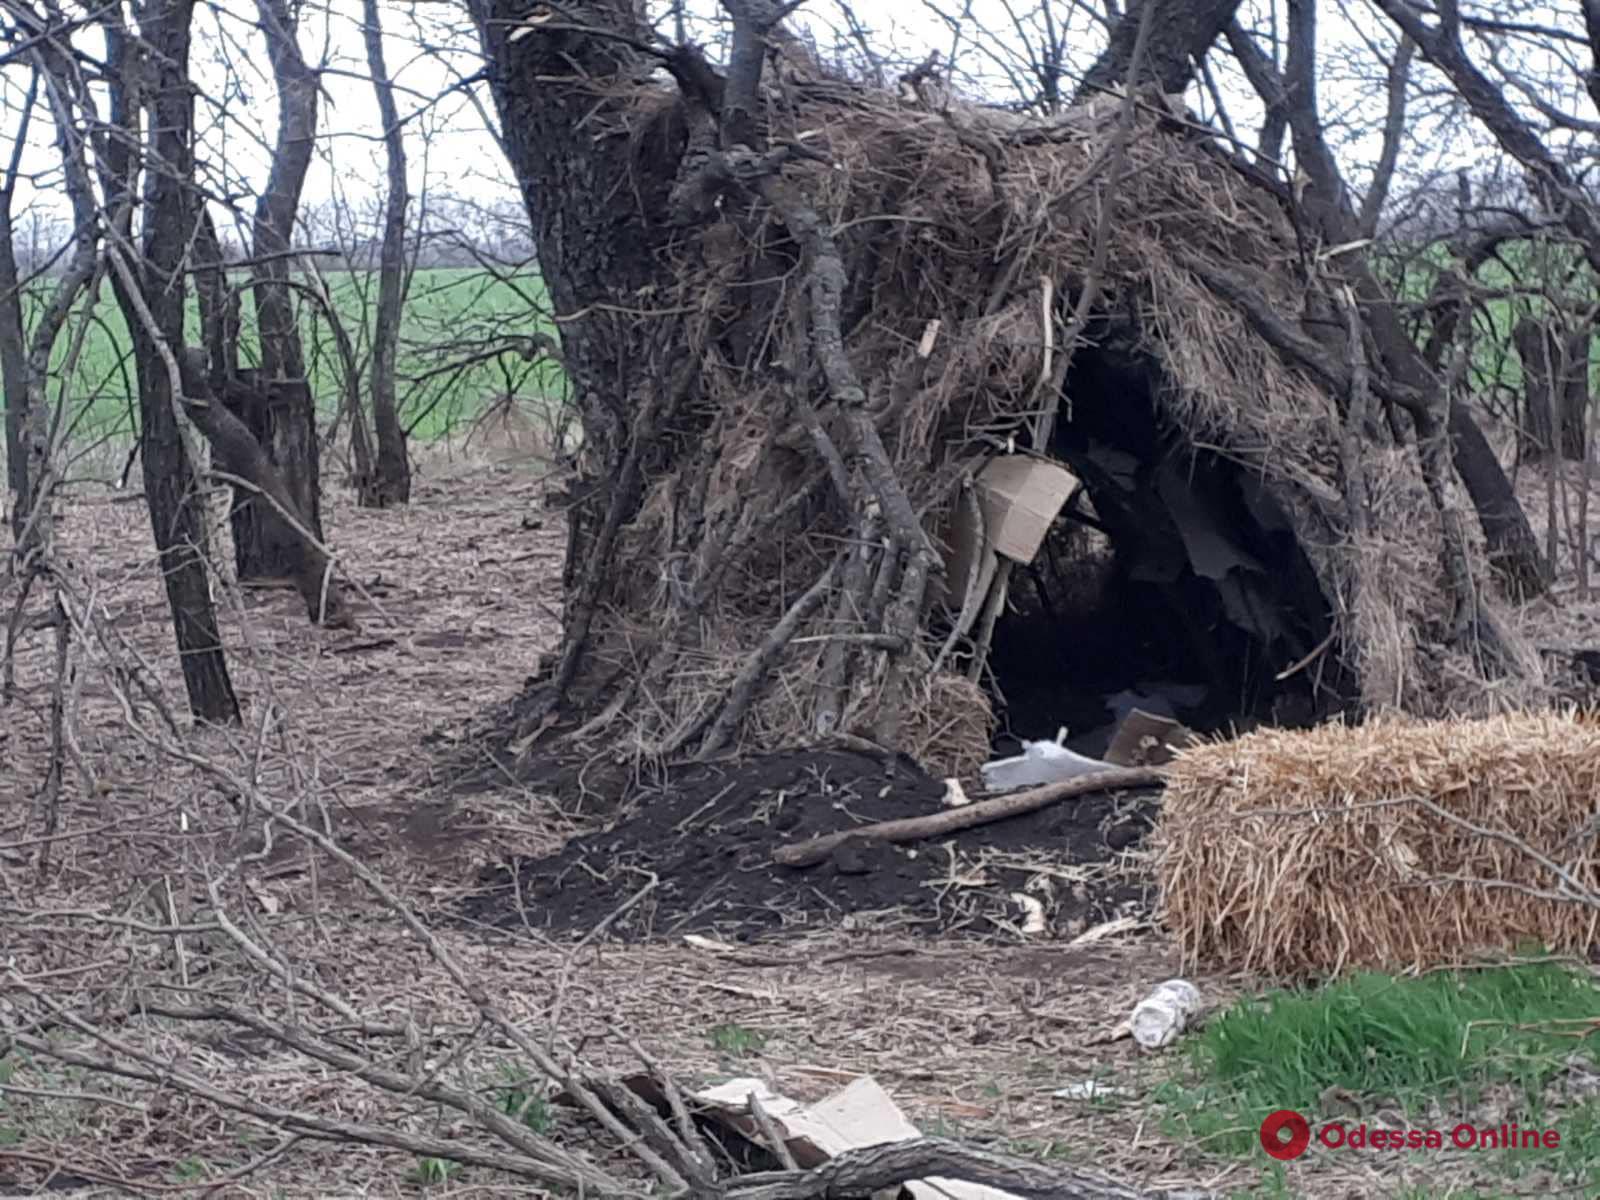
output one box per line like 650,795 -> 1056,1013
410,1155 -> 461,1187
1156,960 -> 1600,1185
408,1064 -> 558,1187
171,1158 -> 209,1181
19,267 -> 564,450
1375,238 -> 1600,414
493,1065 -> 557,1133
708,1023 -> 767,1056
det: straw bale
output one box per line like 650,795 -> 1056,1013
1155,710 -> 1600,978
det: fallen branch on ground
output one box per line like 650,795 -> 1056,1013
719,1136 -> 1196,1200
770,766 -> 1166,867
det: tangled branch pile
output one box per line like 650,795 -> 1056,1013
513,64 -> 1548,779
1156,710 -> 1600,977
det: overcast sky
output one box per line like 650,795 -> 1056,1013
0,0 -> 1565,244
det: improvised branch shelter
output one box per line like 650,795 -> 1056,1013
483,52 -> 1550,783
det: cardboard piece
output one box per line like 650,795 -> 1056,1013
977,455 -> 1081,562
944,455 -> 1079,604
690,1075 -> 1026,1200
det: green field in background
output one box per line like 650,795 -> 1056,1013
1379,242 -> 1600,415
21,267 -> 564,452
19,245 -> 1600,473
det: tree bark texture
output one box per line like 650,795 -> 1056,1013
235,0 -> 326,577
2,67 -> 41,542
720,1136 -> 1161,1200
1285,0 -> 1545,619
0,192 -> 27,539
178,355 -> 348,626
1512,316 -> 1588,463
6,36 -> 114,587
360,0 -> 413,507
112,0 -> 240,724
222,375 -> 320,571
468,0 -> 689,710
1076,0 -> 1243,101
1445,399 -> 1550,596
192,207 -> 241,392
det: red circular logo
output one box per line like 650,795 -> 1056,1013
1260,1109 -> 1311,1160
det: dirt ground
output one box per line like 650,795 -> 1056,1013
458,745 -> 1159,942
1,449 -> 1598,1199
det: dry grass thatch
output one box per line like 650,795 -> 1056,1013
1155,709 -> 1600,978
558,78 -> 1550,776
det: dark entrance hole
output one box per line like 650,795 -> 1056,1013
983,330 -> 1351,758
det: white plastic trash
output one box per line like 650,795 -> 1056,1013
980,736 -> 1112,792
1052,1081 -> 1133,1101
1129,979 -> 1203,1049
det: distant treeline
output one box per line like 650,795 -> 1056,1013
9,193 -> 537,276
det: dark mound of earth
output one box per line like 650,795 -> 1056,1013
457,747 -> 1160,942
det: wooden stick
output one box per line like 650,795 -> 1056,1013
770,766 -> 1167,867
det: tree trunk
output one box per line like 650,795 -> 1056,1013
7,41 -> 105,573
179,355 -> 347,625
0,187 -> 27,541
235,0 -> 327,577
193,207 -> 240,393
0,70 -> 36,542
109,0 -> 240,725
1512,316 -> 1588,463
468,0 -> 687,713
1445,398 -> 1550,597
223,375 -> 319,563
1076,0 -> 1243,101
360,0 -> 412,507
1564,335 -> 1590,462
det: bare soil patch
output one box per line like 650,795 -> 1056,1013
458,746 -> 1160,941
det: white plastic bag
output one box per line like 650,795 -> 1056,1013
980,735 -> 1112,792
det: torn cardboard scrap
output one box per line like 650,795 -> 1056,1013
973,455 -> 1080,564
944,454 -> 1079,603
690,1075 -> 1027,1200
